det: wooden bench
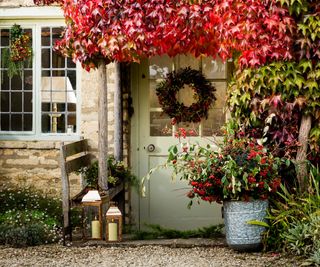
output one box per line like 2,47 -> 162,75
59,139 -> 124,244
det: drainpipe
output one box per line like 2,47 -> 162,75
114,62 -> 123,161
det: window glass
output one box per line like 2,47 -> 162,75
41,27 -> 77,134
0,24 -> 78,137
148,55 -> 227,137
0,27 -> 33,132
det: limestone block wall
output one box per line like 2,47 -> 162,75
0,141 -> 79,196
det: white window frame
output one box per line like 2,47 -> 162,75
0,7 -> 81,141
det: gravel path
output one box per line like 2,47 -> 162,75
0,244 -> 302,267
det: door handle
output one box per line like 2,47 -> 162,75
146,144 -> 156,152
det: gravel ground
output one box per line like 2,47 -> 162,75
0,244 -> 302,267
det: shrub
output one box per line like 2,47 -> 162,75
0,183 -> 62,247
263,164 -> 320,265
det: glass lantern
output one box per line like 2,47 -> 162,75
81,190 -> 103,240
106,203 -> 122,242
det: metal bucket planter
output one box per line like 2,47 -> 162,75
223,200 -> 268,251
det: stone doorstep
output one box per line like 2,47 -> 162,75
72,237 -> 227,248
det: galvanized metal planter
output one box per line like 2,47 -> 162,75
223,200 -> 268,251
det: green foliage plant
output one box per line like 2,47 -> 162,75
228,60 -> 320,161
227,0 -> 320,170
0,182 -> 62,247
78,156 -> 138,189
1,24 -> 32,79
145,123 -> 283,207
262,164 -> 320,265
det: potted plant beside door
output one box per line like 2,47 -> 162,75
165,127 -> 282,251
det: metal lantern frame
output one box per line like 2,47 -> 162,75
106,205 -> 123,242
81,200 -> 103,240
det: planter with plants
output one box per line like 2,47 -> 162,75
146,124 -> 283,251
77,156 -> 138,191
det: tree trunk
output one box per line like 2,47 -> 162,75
114,62 -> 123,161
97,62 -> 108,190
295,114 -> 312,192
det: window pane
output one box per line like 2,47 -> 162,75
52,27 -> 63,45
67,57 -> 76,68
56,113 -> 65,133
24,92 -> 32,112
211,82 -> 227,109
11,92 -> 22,112
1,48 -> 9,68
1,71 -> 9,89
202,109 -> 226,136
11,114 -> 22,131
150,80 -> 161,108
52,51 -> 65,68
41,48 -> 50,68
41,27 -> 50,46
42,70 -> 50,77
52,70 -> 65,77
23,114 -> 32,131
150,112 -> 172,136
67,101 -> 76,112
67,70 -> 76,89
177,54 -> 200,70
67,113 -> 76,133
11,76 -> 22,91
24,70 -> 33,91
177,121 -> 200,136
1,114 -> 9,130
149,55 -> 173,79
1,29 -> 9,46
41,114 -> 51,133
42,102 -> 51,112
1,92 -> 9,112
202,57 -> 227,79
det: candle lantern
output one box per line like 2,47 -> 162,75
81,190 -> 104,240
106,203 -> 122,242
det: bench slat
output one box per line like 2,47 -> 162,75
62,139 -> 89,158
65,154 -> 92,174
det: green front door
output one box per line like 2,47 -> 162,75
131,55 -> 229,230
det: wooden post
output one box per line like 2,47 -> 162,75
114,62 -> 123,161
98,61 -> 108,190
60,141 -> 70,244
295,114 -> 312,192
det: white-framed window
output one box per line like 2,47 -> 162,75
0,17 -> 80,141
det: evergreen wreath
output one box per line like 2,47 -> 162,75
156,67 -> 216,124
1,24 -> 32,79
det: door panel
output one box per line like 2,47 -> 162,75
132,56 -> 227,230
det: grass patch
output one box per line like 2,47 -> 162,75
132,224 -> 224,240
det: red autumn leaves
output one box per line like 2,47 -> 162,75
35,0 -> 296,70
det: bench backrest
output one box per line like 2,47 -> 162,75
60,139 -> 92,230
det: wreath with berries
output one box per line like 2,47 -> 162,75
156,67 -> 216,124
1,24 -> 32,79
